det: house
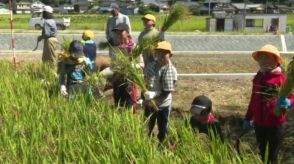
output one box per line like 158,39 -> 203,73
207,13 -> 287,33
199,0 -> 231,15
232,3 -> 264,14
59,4 -> 74,14
233,14 -> 287,33
71,0 -> 93,12
0,3 -> 9,15
16,1 -> 31,14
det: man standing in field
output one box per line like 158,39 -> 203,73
105,3 -> 132,60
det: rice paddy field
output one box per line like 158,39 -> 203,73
0,14 -> 207,32
0,52 -> 294,163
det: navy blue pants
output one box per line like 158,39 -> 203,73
144,105 -> 171,143
254,125 -> 285,164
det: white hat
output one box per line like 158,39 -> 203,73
43,6 -> 53,13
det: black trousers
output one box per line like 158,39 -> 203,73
113,82 -> 133,108
144,105 -> 171,143
254,125 -> 285,164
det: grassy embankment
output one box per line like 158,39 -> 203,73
1,14 -> 294,33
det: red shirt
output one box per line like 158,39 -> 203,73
245,67 -> 294,127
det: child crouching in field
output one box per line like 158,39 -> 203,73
59,40 -> 95,98
81,30 -> 97,62
189,95 -> 224,142
143,41 -> 177,143
243,44 -> 294,163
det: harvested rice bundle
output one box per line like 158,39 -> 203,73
112,51 -> 159,110
280,57 -> 294,97
161,4 -> 189,32
275,56 -> 294,116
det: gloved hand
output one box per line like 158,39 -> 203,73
60,85 -> 68,96
243,120 -> 253,130
277,97 -> 291,109
144,91 -> 159,100
131,63 -> 142,69
100,67 -> 114,78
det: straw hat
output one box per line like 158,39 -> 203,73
155,41 -> 173,55
83,30 -> 95,40
142,14 -> 156,23
252,44 -> 282,65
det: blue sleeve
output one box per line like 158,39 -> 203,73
85,57 -> 95,71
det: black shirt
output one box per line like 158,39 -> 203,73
190,117 -> 224,142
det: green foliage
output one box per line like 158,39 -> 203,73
280,57 -> 294,97
0,61 -> 263,162
161,4 -> 189,32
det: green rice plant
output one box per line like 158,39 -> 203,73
279,56 -> 294,97
60,37 -> 72,51
274,56 -> 294,116
133,36 -> 160,59
0,60 -> 264,163
161,4 -> 189,32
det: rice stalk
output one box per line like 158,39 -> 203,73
161,4 -> 189,32
275,56 -> 294,116
112,50 -> 159,110
132,37 -> 160,59
279,56 -> 294,97
60,37 -> 72,51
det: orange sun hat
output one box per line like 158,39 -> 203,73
252,44 -> 282,65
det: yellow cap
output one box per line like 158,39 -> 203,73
252,44 -> 282,65
142,14 -> 156,23
155,41 -> 173,55
83,30 -> 95,40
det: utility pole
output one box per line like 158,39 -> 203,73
242,0 -> 247,32
208,0 -> 211,17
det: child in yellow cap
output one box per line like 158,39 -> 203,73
82,30 -> 97,61
243,44 -> 294,163
143,41 -> 177,143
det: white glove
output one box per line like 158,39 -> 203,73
144,91 -> 159,100
100,67 -> 114,78
131,63 -> 143,69
60,85 -> 68,96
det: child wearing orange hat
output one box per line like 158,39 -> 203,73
144,41 -> 177,143
243,44 -> 294,163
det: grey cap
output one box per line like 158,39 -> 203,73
110,3 -> 119,9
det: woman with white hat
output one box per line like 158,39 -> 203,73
37,5 -> 59,63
